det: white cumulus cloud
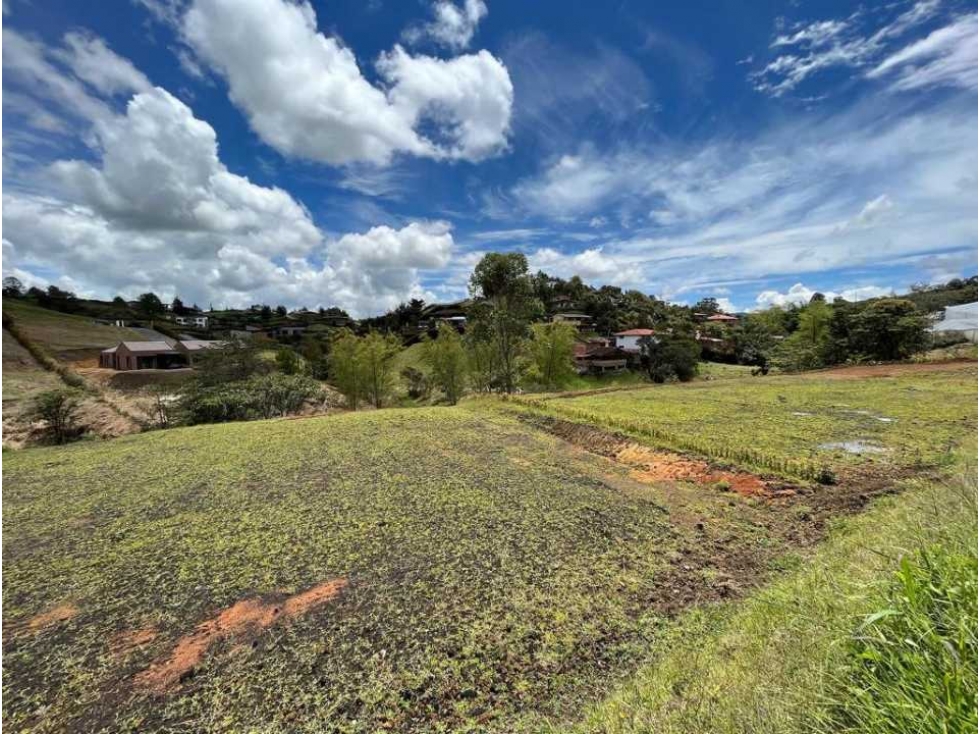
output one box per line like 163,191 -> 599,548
182,0 -> 512,166
405,0 -> 488,51
754,282 -> 895,308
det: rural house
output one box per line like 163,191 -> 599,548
99,341 -> 182,370
174,314 -> 209,328
614,328 -> 657,352
99,339 -> 223,370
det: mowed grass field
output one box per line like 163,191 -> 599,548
3,363 -> 976,732
2,299 -> 145,362
509,362 -> 977,480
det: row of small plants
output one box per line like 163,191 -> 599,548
502,396 -> 831,482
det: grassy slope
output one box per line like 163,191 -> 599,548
2,299 -> 145,361
511,364 -> 977,479
2,329 -> 62,405
5,408 -> 717,733
4,366 -> 975,732
538,456 -> 977,734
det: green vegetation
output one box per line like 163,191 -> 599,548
423,323 -> 469,404
180,373 -> 323,424
819,540 -> 977,733
543,457 -> 976,734
4,409 -> 702,733
28,389 -> 83,444
328,329 -> 402,409
3,349 -> 975,732
638,333 -> 700,383
2,298 -> 145,361
467,252 -> 542,393
507,363 -> 977,480
525,321 -> 577,390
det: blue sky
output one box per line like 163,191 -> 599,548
3,0 -> 976,315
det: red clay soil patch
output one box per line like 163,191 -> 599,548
135,579 -> 347,694
616,444 -> 772,496
524,414 -> 783,497
8,603 -> 79,638
110,627 -> 158,658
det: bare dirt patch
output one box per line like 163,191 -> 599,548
617,444 -> 772,497
135,580 -> 347,694
811,360 -> 975,380
526,415 -> 783,497
7,603 -> 79,638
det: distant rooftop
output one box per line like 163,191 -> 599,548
615,328 -> 656,336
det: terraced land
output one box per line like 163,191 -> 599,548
506,361 -> 978,481
3,362 -> 976,733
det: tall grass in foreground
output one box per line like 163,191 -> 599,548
816,542 -> 977,733
540,456 -> 977,734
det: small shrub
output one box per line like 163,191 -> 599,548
816,466 -> 837,485
401,367 -> 429,400
30,389 -> 83,444
180,373 -> 322,425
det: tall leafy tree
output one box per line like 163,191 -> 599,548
850,299 -> 928,361
423,323 -> 468,404
137,292 -> 164,316
329,329 -> 366,409
526,321 -> 578,389
639,334 -> 700,383
359,331 -> 402,409
466,252 -> 542,393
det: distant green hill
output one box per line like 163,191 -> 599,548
896,277 -> 977,313
3,298 -> 146,362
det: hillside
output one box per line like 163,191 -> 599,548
4,361 -> 975,733
2,298 -> 147,363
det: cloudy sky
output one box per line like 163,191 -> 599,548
2,0 -> 976,315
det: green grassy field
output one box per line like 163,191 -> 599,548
3,362 -> 976,733
2,329 -> 62,405
506,362 -> 977,481
537,455 -> 977,734
2,299 -> 145,362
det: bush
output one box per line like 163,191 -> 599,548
275,347 -> 303,375
181,373 -> 322,425
639,334 -> 700,383
328,330 -> 402,409
401,366 -> 429,400
30,389 -> 83,443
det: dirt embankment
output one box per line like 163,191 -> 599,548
526,414 -> 789,497
808,359 -> 976,379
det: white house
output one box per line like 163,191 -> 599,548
930,302 -> 978,343
614,328 -> 657,352
175,314 -> 209,329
